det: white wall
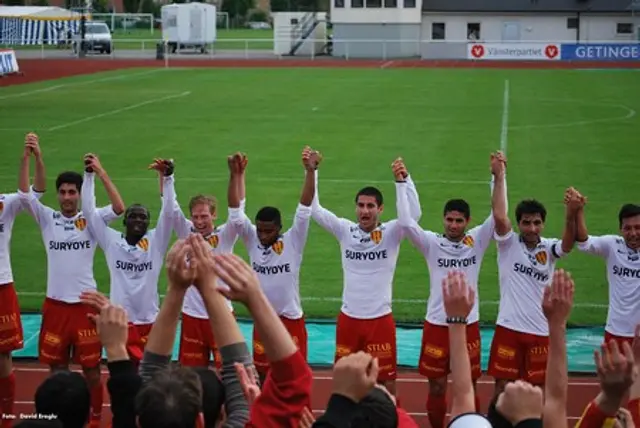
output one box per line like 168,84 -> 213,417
420,12 -> 638,42
331,0 -> 422,24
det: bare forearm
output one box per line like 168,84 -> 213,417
144,287 -> 185,356
98,170 -> 125,215
448,325 -> 475,416
247,292 -> 297,362
18,155 -> 30,193
543,324 -> 568,426
575,208 -> 588,242
237,171 -> 246,201
492,173 -> 510,234
299,170 -> 315,207
228,172 -> 241,208
561,209 -> 577,253
33,156 -> 46,192
200,286 -> 244,348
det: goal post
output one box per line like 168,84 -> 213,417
216,12 -> 229,30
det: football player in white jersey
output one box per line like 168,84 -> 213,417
171,152 -> 247,370
575,194 -> 640,349
19,143 -> 125,428
395,152 -> 507,428
487,161 -> 580,397
227,147 -> 320,383
81,154 -> 175,366
0,134 -> 45,428
310,153 -> 422,395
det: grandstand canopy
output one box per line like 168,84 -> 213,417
0,6 -> 81,19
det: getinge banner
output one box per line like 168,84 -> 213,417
0,49 -> 20,76
561,43 -> 640,61
468,43 -> 561,60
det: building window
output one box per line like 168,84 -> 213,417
352,0 -> 363,7
334,0 -> 344,7
384,0 -> 396,7
567,17 -> 578,29
366,0 -> 381,7
432,22 -> 446,40
403,0 -> 415,7
467,22 -> 480,40
617,23 -> 634,34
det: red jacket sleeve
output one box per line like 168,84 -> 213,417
397,408 -> 419,427
628,398 -> 640,428
575,400 -> 617,428
245,350 -> 313,428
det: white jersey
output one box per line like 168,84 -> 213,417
311,172 -> 420,319
397,181 -> 495,325
173,198 -> 246,319
82,172 -> 174,325
577,235 -> 640,337
19,186 -> 119,303
496,231 -> 566,336
229,203 -> 311,320
0,192 -> 41,285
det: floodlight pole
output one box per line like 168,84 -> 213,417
79,8 -> 87,57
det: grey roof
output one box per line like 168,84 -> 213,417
422,0 -> 640,13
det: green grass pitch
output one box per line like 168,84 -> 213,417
1,66 -> 639,325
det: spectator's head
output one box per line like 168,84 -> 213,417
192,367 -> 225,427
515,199 -> 547,246
443,199 -> 471,241
355,187 -> 384,232
618,204 -> 640,249
34,371 -> 90,428
351,386 -> 398,428
55,171 -> 83,215
135,365 -> 204,428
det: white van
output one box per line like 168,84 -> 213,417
73,21 -> 113,55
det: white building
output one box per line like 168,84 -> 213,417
329,0 -> 640,58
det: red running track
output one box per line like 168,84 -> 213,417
11,362 -> 598,427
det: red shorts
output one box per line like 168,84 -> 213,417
179,313 -> 223,369
253,316 -> 307,376
487,325 -> 549,385
39,298 -> 101,368
127,323 -> 153,364
0,283 -> 23,353
604,331 -> 634,349
418,321 -> 482,380
335,312 -> 397,381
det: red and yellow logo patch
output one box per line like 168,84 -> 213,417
74,218 -> 87,231
137,238 -> 149,251
207,235 -> 219,248
535,251 -> 547,265
370,230 -> 382,244
462,235 -> 475,247
272,240 -> 284,255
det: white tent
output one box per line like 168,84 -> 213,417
0,6 -> 84,45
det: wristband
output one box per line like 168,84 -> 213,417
446,316 -> 467,324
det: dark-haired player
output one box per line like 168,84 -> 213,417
311,155 -> 422,395
19,142 -> 125,428
171,153 -> 247,370
227,147 -> 318,380
396,152 -> 507,428
575,198 -> 640,348
81,154 -> 175,364
488,180 -> 580,397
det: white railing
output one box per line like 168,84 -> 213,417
3,38 -> 639,61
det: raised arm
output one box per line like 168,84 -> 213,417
490,151 -> 511,237
396,159 -> 422,221
542,270 -> 574,428
86,154 -> 125,217
394,159 -> 432,254
155,166 -> 177,254
559,188 -> 581,255
287,147 -> 319,252
80,169 -> 111,249
573,192 -> 612,258
21,133 -> 46,194
311,166 -> 348,240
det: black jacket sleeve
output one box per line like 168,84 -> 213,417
312,394 -> 359,428
107,359 -> 143,428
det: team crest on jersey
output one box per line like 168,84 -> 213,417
462,235 -> 474,247
74,218 -> 87,231
272,240 -> 284,255
534,251 -> 547,265
137,238 -> 149,251
0,201 -> 3,215
207,235 -> 219,248
370,230 -> 382,244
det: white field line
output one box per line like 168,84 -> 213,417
13,291 -> 609,308
0,175 -> 489,186
380,60 -> 394,69
47,91 -> 191,131
0,69 -> 166,101
500,79 -> 510,155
